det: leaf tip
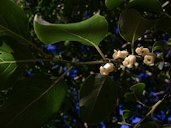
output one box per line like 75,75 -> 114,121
34,14 -> 50,25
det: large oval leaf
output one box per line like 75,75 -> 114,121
128,0 -> 162,13
118,9 -> 156,42
105,0 -> 124,10
80,74 -> 118,124
0,0 -> 33,89
33,14 -> 108,47
0,74 -> 67,128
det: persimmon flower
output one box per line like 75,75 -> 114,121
135,47 -> 150,56
113,50 -> 129,59
122,55 -> 136,68
143,54 -> 156,66
99,63 -> 114,75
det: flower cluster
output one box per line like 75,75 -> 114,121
99,47 -> 156,75
135,47 -> 156,66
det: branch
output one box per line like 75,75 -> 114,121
134,87 -> 171,128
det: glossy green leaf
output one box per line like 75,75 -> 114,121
130,83 -> 145,99
80,74 -> 118,124
0,0 -> 33,89
138,121 -> 160,128
33,14 -> 108,46
118,9 -> 156,42
156,13 -> 171,36
128,0 -> 162,13
105,0 -> 124,10
0,74 -> 67,128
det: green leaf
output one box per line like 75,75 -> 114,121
118,9 -> 156,42
105,0 -> 124,10
124,92 -> 137,102
33,14 -> 108,47
130,83 -> 145,99
0,74 -> 67,128
80,74 -> 118,124
0,0 -> 30,40
0,0 -> 33,89
123,110 -> 134,119
156,13 -> 171,36
138,121 -> 160,128
128,0 -> 162,13
152,41 -> 166,52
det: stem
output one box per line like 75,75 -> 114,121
94,45 -> 106,60
134,87 -> 171,128
0,25 -> 50,58
0,58 -> 106,65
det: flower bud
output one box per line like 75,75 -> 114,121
135,47 -> 150,56
113,50 -> 129,59
99,66 -> 109,75
122,55 -> 136,68
143,53 -> 156,66
99,63 -> 115,75
103,63 -> 115,72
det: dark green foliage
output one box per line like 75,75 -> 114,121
80,74 -> 118,123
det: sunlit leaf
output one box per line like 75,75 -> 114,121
105,0 -> 124,10
118,9 -> 156,43
128,0 -> 162,13
80,74 -> 118,124
33,14 -> 108,47
0,74 -> 67,128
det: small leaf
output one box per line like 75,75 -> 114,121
123,110 -> 134,119
0,74 -> 67,128
130,83 -> 145,99
152,41 -> 166,52
33,14 -> 108,47
118,9 -> 156,42
138,121 -> 160,128
124,92 -> 137,102
80,74 -> 118,124
105,0 -> 124,10
128,0 -> 162,13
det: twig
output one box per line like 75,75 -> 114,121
134,87 -> 171,128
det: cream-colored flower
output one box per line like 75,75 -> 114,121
143,53 -> 155,66
135,47 -> 150,56
99,63 -> 115,75
122,55 -> 136,68
99,66 -> 109,75
113,50 -> 129,59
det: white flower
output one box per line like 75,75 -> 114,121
122,55 -> 136,68
113,50 -> 129,59
99,63 -> 115,75
135,47 -> 150,56
99,66 -> 109,75
143,53 -> 155,66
